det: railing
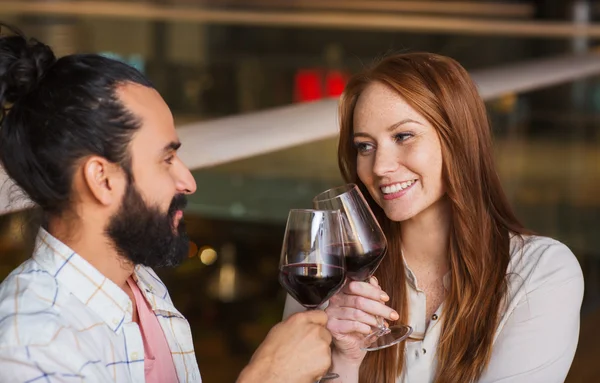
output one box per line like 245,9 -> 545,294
0,1 -> 599,38
189,0 -> 536,18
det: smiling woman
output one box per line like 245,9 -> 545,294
286,52 -> 585,383
352,84 -> 445,223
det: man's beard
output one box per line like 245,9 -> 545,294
105,181 -> 190,269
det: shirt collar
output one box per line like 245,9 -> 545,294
32,228 -> 133,333
32,229 -> 185,326
133,265 -> 185,319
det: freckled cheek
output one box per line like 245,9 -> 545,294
356,158 -> 380,201
415,151 -> 444,195
356,157 -> 373,184
410,144 -> 439,170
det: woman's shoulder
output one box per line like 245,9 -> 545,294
507,234 -> 584,292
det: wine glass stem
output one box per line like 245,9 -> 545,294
375,315 -> 391,333
306,307 -> 339,381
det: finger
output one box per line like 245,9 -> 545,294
328,318 -> 373,336
328,290 -> 349,306
345,281 -> 389,302
318,326 -> 333,344
296,310 -> 328,326
343,296 -> 399,321
325,306 -> 379,327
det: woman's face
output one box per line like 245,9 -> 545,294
353,81 -> 445,223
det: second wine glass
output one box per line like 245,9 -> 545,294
313,184 -> 412,351
278,209 -> 347,381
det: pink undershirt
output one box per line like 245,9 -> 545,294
127,278 -> 178,383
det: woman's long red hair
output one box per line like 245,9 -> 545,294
338,53 -> 528,382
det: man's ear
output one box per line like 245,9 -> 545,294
81,156 -> 126,206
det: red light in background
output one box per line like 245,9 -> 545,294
325,70 -> 347,97
294,69 -> 348,103
294,69 -> 323,103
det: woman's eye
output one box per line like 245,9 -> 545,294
354,142 -> 374,154
394,133 -> 413,143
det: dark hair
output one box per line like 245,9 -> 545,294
0,23 -> 154,215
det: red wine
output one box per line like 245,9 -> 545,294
279,263 -> 345,309
344,246 -> 386,281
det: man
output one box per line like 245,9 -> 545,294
0,24 -> 332,382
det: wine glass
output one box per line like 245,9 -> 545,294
279,209 -> 346,381
313,184 -> 412,351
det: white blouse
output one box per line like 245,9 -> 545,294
283,235 -> 584,383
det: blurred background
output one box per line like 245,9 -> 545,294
0,0 -> 599,381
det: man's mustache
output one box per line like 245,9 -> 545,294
168,194 -> 188,216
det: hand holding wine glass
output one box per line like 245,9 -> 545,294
324,276 -> 397,365
237,310 -> 333,383
313,184 -> 412,351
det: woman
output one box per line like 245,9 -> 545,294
284,52 -> 584,382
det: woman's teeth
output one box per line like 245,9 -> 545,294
381,180 -> 416,194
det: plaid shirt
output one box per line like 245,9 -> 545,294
0,228 -> 201,382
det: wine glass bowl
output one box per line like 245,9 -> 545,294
279,260 -> 346,309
